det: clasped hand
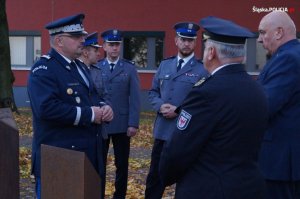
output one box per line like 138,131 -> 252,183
92,105 -> 114,124
160,103 -> 178,119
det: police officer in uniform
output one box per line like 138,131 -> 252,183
27,14 -> 113,199
77,32 -> 109,101
159,16 -> 268,199
257,11 -> 300,199
97,29 -> 141,199
77,31 -> 113,198
145,22 -> 208,199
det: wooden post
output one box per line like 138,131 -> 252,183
0,108 -> 19,199
41,144 -> 101,199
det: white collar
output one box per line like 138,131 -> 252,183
177,53 -> 194,66
107,57 -> 119,65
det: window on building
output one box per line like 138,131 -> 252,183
122,31 -> 164,70
9,31 -> 41,69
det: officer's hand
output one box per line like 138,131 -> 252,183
160,103 -> 171,114
163,104 -> 178,119
101,105 -> 113,122
127,127 -> 138,137
92,106 -> 103,124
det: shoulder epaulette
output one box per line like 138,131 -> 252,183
194,76 -> 210,87
97,58 -> 105,63
163,56 -> 176,61
41,55 -> 51,60
123,59 -> 135,65
76,58 -> 84,63
90,64 -> 100,69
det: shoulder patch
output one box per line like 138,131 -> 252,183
32,65 -> 48,73
177,110 -> 192,130
41,55 -> 51,60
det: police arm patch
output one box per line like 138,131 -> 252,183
177,109 -> 192,130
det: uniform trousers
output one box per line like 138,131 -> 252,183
103,133 -> 130,199
35,177 -> 41,199
145,139 -> 166,199
265,180 -> 300,199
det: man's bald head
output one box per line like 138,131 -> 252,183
258,11 -> 297,55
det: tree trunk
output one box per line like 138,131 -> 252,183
0,0 -> 18,112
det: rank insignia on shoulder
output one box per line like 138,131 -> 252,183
194,77 -> 206,87
41,55 -> 51,59
177,110 -> 192,130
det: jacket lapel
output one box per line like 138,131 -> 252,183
172,57 -> 196,79
108,61 -> 123,81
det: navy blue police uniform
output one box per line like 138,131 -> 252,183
76,31 -> 111,198
145,22 -> 208,198
27,14 -> 105,198
97,29 -> 141,199
257,28 -> 300,199
77,32 -> 109,104
159,16 -> 269,199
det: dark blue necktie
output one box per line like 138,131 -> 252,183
110,63 -> 115,72
177,59 -> 184,72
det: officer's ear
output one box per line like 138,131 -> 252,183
207,46 -> 216,61
55,35 -> 64,47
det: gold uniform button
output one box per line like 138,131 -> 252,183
67,88 -> 73,95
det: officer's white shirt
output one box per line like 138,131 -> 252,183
177,53 -> 194,69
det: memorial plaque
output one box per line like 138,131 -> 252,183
0,108 -> 19,199
41,144 -> 101,199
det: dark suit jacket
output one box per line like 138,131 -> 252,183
159,64 -> 268,199
28,49 -> 104,178
257,39 -> 300,181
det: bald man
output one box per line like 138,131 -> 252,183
257,11 -> 300,199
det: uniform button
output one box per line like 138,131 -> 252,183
71,145 -> 75,149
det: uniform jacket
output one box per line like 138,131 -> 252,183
28,48 -> 105,178
159,64 -> 268,199
97,58 -> 140,134
257,39 -> 300,181
76,60 -> 110,105
148,56 -> 207,140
